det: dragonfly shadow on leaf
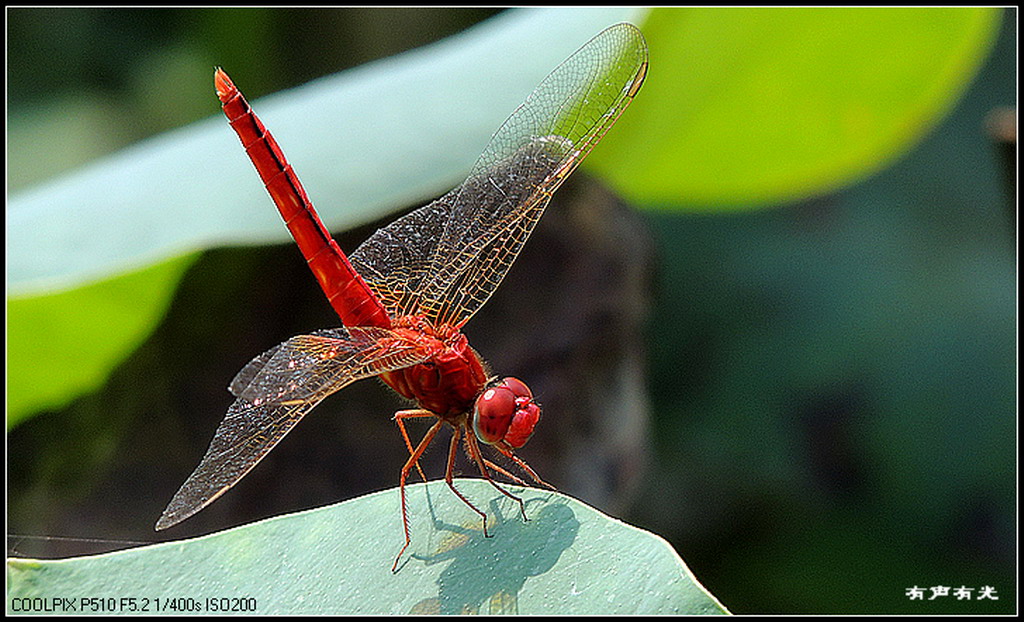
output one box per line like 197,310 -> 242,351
406,486 -> 580,614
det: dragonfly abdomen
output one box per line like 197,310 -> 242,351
214,68 -> 391,330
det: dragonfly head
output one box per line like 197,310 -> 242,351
472,377 -> 540,449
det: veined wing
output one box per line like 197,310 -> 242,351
351,23 -> 648,328
156,326 -> 427,530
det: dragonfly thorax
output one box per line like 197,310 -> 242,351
379,316 -> 488,417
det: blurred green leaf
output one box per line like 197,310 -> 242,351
6,481 -> 728,615
6,254 -> 198,427
590,7 -> 1000,206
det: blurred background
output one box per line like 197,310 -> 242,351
7,7 -> 1016,614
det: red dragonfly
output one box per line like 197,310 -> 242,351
156,22 -> 647,569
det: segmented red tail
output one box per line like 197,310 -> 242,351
215,68 -> 391,329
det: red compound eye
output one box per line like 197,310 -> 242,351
472,378 -> 541,447
473,386 -> 517,445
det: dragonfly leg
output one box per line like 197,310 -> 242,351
464,428 -> 527,522
494,441 -> 556,491
483,458 -> 529,486
443,426 -> 491,538
393,418 -> 444,573
394,409 -> 435,482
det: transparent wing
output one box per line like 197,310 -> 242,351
156,326 -> 428,530
351,23 -> 648,328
